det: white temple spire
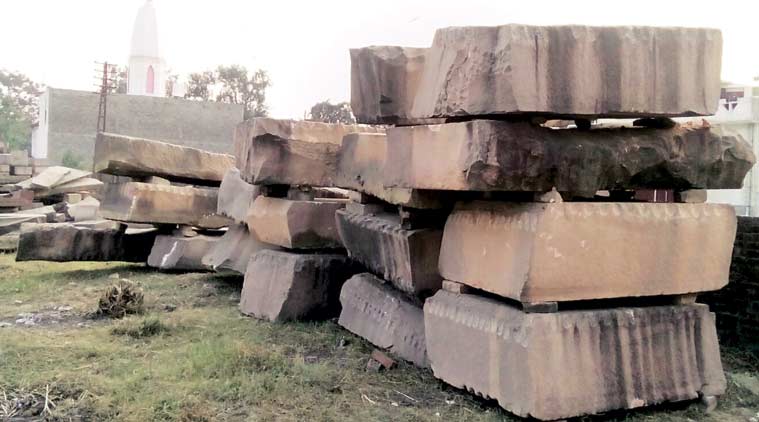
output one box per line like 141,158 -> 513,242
127,0 -> 166,97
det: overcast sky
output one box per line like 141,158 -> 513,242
2,0 -> 758,118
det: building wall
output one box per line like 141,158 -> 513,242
37,87 -> 244,167
701,217 -> 759,350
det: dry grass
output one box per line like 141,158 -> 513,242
0,253 -> 757,421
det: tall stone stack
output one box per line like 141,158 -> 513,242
233,118 -> 381,322
349,24 -> 757,420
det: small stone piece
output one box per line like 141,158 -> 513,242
217,168 -> 260,224
246,196 -> 345,249
336,209 -> 442,295
338,273 -> 428,367
233,118 -> 383,187
100,182 -> 230,229
15,222 -> 156,262
441,280 -> 473,294
385,121 -> 754,195
94,132 -> 235,185
240,250 -> 357,322
64,193 -> 82,204
370,350 -> 397,370
147,234 -> 219,271
11,166 -> 33,176
440,201 -> 736,303
424,291 -> 726,420
675,189 -> 708,203
65,197 -> 100,222
202,224 -> 275,274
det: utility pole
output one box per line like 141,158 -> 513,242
94,61 -> 119,134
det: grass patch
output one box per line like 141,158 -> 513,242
111,316 -> 170,339
0,254 -> 757,421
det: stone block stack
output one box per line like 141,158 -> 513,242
233,118 -> 379,322
95,132 -> 235,269
348,24 -> 756,420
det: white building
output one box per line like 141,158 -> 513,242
703,83 -> 759,216
127,0 -> 166,97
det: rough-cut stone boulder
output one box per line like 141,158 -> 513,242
338,273 -> 428,367
147,234 -> 219,271
234,118 -> 383,187
217,168 -> 260,224
351,26 -> 722,123
336,133 -> 452,209
350,46 -> 430,125
202,224 -> 274,274
101,182 -> 230,229
425,291 -> 726,420
385,121 -> 754,196
240,250 -> 358,322
94,133 -> 235,185
16,222 -> 157,262
336,209 -> 442,295
246,196 -> 345,249
440,201 -> 736,303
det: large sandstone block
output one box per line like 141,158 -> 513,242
338,273 -> 428,367
240,250 -> 357,321
234,118 -> 383,186
440,201 -> 736,303
100,182 -> 230,229
202,224 -> 274,274
16,223 -> 157,262
385,121 -> 754,196
94,133 -> 235,185
425,291 -> 726,420
352,26 -> 722,123
246,196 -> 345,249
349,47 -> 429,125
147,234 -> 219,271
217,168 -> 260,224
336,133 -> 451,209
336,209 -> 442,295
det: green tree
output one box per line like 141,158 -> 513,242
215,65 -> 270,119
184,65 -> 270,119
307,100 -> 355,124
184,71 -> 216,102
0,69 -> 43,151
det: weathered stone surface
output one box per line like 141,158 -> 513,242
101,182 -> 230,228
352,26 -> 722,122
234,118 -> 383,186
94,133 -> 235,185
385,121 -> 754,195
147,234 -> 218,271
440,201 -> 736,303
65,197 -> 100,222
240,250 -> 357,321
9,150 -> 29,166
350,46 -> 430,125
338,273 -> 428,367
425,291 -> 726,420
336,209 -> 442,295
0,213 -> 47,235
202,224 -> 274,274
217,168 -> 260,224
0,189 -> 34,208
12,166 -> 33,176
17,166 -> 91,190
246,196 -> 345,249
0,232 -> 19,252
336,132 -> 452,209
16,222 -> 157,262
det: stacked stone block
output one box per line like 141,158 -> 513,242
94,132 -> 235,270
346,24 -> 756,419
233,118 -> 372,322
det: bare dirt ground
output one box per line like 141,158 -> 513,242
1,253 -> 758,421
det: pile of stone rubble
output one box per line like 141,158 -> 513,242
9,23 -> 759,421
